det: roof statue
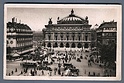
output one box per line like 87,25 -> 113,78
71,9 -> 74,15
48,18 -> 52,24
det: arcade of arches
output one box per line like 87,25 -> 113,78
43,9 -> 92,50
44,42 -> 90,49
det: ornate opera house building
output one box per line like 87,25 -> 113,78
6,17 -> 33,57
43,9 -> 92,51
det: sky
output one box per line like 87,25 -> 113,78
6,4 -> 121,31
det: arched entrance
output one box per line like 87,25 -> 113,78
84,43 -> 88,48
53,42 -> 58,48
60,42 -> 64,48
66,43 -> 69,48
77,43 -> 82,48
47,42 -> 51,47
71,43 -> 75,48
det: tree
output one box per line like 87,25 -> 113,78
98,40 -> 116,67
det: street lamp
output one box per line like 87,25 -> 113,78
58,57 -> 61,75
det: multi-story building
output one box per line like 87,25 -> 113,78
43,9 -> 92,51
6,17 -> 33,56
96,21 -> 117,45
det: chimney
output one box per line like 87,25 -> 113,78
12,17 -> 15,23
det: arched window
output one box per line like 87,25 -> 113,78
77,43 -> 82,48
85,36 -> 88,41
66,43 -> 69,48
71,43 -> 75,48
84,43 -> 88,48
60,33 -> 63,40
55,35 -> 57,40
67,36 -> 69,40
53,42 -> 58,48
78,36 -> 81,41
60,43 -> 64,48
66,33 -> 69,40
47,42 -> 51,47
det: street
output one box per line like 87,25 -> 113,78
6,50 -> 104,77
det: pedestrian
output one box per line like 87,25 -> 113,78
49,70 -> 52,76
93,72 -> 95,76
30,69 -> 33,75
11,71 -> 13,75
9,73 -> 11,76
54,68 -> 57,75
15,68 -> 17,72
88,72 -> 90,76
42,70 -> 44,75
20,71 -> 23,74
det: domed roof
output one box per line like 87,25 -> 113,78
57,9 -> 89,24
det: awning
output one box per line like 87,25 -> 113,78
31,52 -> 35,55
12,53 -> 20,57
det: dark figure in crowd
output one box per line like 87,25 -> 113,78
15,68 -> 17,72
20,71 -> 23,74
11,71 -> 13,75
42,70 -> 44,75
54,68 -> 57,75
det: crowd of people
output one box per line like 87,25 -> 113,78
7,47 -> 115,77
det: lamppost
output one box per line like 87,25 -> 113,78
58,57 -> 61,75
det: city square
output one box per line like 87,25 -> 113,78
4,4 -> 121,80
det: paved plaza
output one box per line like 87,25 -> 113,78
6,50 -> 104,77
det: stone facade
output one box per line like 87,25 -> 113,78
43,9 -> 92,51
7,17 -> 33,56
96,21 -> 117,45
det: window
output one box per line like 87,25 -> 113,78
55,36 -> 57,40
67,36 -> 69,40
66,43 -> 69,48
71,43 -> 75,48
78,36 -> 80,41
10,41 -> 13,44
85,36 -> 88,41
72,36 -> 75,41
60,43 -> 64,48
48,35 -> 51,40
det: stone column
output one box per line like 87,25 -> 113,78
58,33 -> 60,40
75,43 -> 78,48
58,42 -> 60,48
89,33 -> 91,41
52,32 -> 54,40
51,42 -> 53,49
45,42 -> 47,48
82,43 -> 84,51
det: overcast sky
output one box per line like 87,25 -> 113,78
6,4 -> 121,31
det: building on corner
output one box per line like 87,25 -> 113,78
6,17 -> 33,58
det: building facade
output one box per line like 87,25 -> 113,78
7,17 -> 33,56
96,21 -> 117,45
43,9 -> 92,51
